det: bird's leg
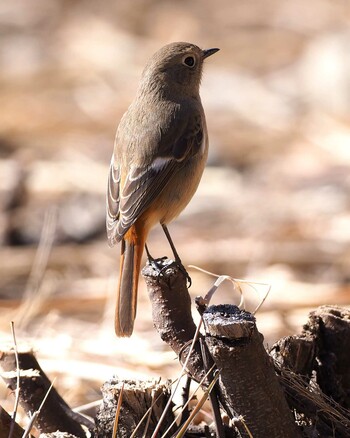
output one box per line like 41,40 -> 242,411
145,243 -> 168,274
161,224 -> 192,287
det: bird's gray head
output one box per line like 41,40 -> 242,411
140,42 -> 219,97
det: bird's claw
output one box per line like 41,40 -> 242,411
177,262 -> 192,288
147,257 -> 191,288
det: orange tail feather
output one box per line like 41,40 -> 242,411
115,226 -> 145,337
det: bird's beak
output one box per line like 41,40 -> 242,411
202,48 -> 220,59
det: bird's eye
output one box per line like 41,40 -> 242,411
183,56 -> 196,68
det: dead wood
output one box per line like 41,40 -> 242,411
203,304 -> 301,438
142,259 -> 209,383
142,259 -> 302,437
39,434 -> 80,438
0,404 -> 28,438
184,424 -> 232,437
1,268 -> 348,438
271,305 -> 350,437
304,305 -> 350,408
0,348 -> 92,437
95,378 -> 174,438
142,259 -> 235,436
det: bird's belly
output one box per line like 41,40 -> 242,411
154,154 -> 206,226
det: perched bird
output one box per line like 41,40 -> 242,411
107,42 -> 219,337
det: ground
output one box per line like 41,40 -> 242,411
0,0 -> 350,433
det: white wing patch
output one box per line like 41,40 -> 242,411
152,156 -> 173,169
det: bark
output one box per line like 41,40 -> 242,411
203,304 -> 301,438
304,305 -> 350,408
271,305 -> 350,437
270,333 -> 316,377
142,259 -> 208,383
0,348 -> 91,437
142,260 -> 234,436
142,259 -> 301,437
95,378 -> 174,438
0,404 -> 28,438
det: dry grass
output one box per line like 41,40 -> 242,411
1,0 -> 350,434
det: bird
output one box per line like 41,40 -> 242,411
107,42 -> 219,337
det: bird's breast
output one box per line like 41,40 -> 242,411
148,137 -> 208,228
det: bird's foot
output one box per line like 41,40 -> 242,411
163,258 -> 192,288
147,255 -> 169,273
174,259 -> 192,288
147,255 -> 173,282
146,256 -> 191,288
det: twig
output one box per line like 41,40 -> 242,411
279,368 -> 350,435
199,338 -> 225,438
234,415 -> 254,438
130,379 -> 176,438
73,399 -> 102,413
151,318 -> 203,438
143,259 -> 208,384
9,321 -> 20,438
112,383 -> 124,438
179,376 -> 191,424
161,365 -> 217,438
142,390 -> 154,438
175,371 -> 220,438
0,349 -> 89,437
16,207 -> 57,329
189,265 -> 271,313
22,378 -> 56,438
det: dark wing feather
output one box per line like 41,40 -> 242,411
107,109 -> 204,244
106,158 -> 121,246
116,158 -> 179,238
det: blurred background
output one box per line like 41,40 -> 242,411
1,0 -> 350,421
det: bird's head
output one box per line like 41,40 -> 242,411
140,42 -> 219,97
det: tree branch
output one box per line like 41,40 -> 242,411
0,348 -> 91,437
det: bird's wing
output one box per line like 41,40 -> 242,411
106,157 -> 121,246
106,110 -> 204,246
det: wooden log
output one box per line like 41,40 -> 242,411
0,404 -> 28,438
142,259 -> 300,437
95,378 -> 174,438
203,304 -> 301,438
304,305 -> 350,408
0,348 -> 91,437
142,259 -> 208,383
270,306 -> 350,437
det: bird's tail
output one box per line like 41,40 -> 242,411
115,229 -> 145,337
